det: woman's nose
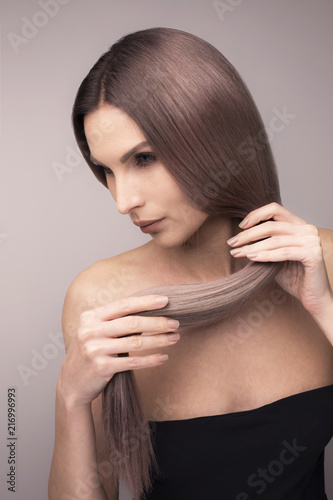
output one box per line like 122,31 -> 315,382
115,175 -> 145,215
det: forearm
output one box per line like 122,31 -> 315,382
48,389 -> 108,500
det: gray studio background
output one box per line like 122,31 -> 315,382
1,0 -> 333,499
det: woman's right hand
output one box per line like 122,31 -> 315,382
56,294 -> 180,408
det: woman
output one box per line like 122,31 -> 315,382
48,28 -> 333,500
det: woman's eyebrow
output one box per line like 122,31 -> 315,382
90,141 -> 150,166
120,141 -> 150,163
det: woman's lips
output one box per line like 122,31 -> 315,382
134,218 -> 164,233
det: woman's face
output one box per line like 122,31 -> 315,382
84,104 -> 209,249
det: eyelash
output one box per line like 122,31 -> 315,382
135,152 -> 156,167
100,152 -> 156,176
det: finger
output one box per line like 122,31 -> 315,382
93,295 -> 169,322
229,232 -> 319,255
82,331 -> 180,357
95,315 -> 179,338
246,246 -> 322,264
229,221 -> 306,247
113,331 -> 180,354
111,352 -> 170,372
239,202 -> 306,229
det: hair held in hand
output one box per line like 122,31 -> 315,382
72,27 -> 282,500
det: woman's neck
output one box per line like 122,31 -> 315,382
149,216 -> 247,283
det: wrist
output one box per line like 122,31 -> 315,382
311,292 -> 333,344
55,380 -> 92,413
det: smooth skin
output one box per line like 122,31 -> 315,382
48,104 -> 333,500
229,203 -> 333,332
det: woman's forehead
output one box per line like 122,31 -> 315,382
84,104 -> 147,153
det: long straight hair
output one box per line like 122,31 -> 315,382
72,27 -> 283,499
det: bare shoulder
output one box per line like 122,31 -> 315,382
60,244 -> 152,499
318,227 -> 333,284
61,242 -> 152,348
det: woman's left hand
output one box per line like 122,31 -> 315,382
227,202 -> 333,320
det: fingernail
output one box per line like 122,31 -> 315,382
247,253 -> 258,259
159,354 -> 169,362
230,249 -> 242,257
169,333 -> 180,341
227,237 -> 238,246
155,296 -> 168,305
239,218 -> 249,229
168,319 -> 180,329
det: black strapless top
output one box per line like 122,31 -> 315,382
142,384 -> 333,500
